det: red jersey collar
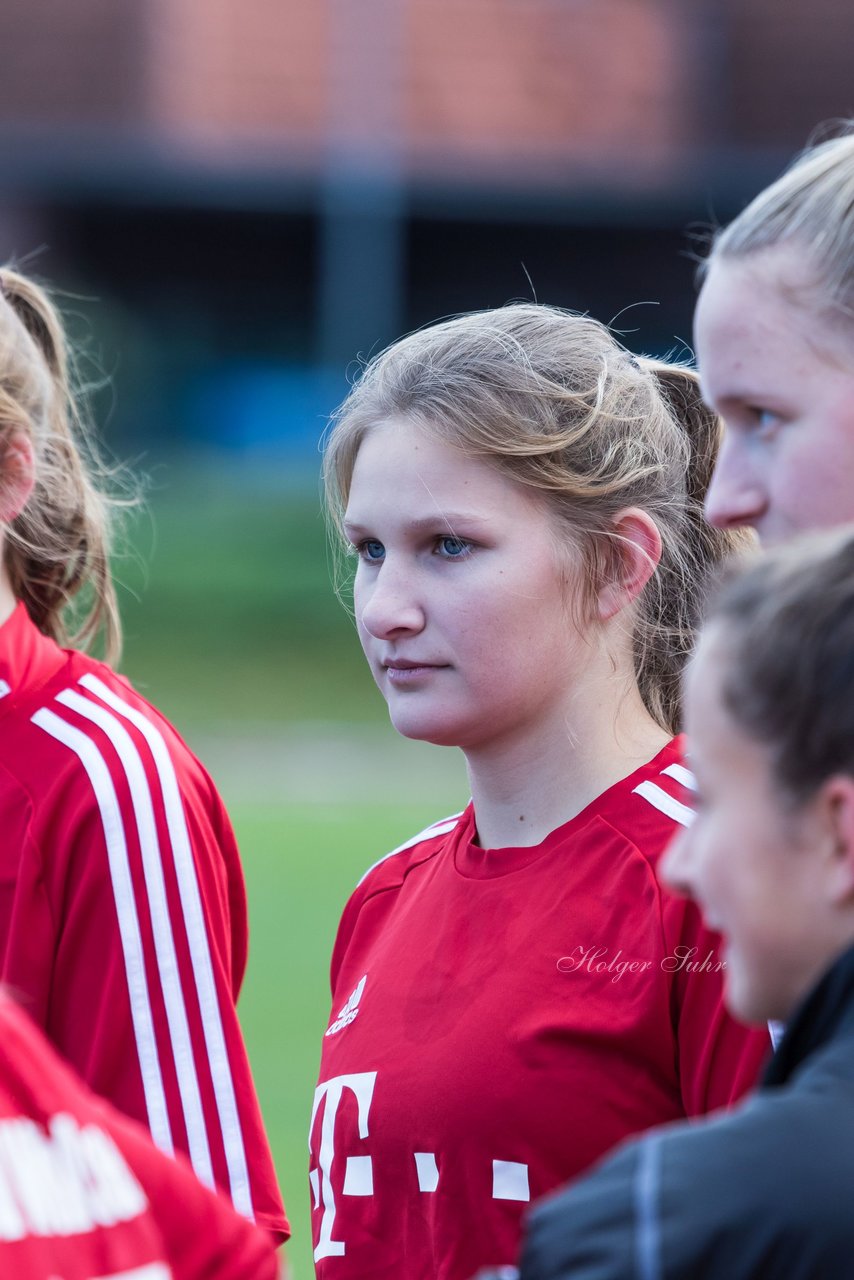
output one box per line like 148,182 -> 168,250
0,601 -> 68,710
457,736 -> 685,879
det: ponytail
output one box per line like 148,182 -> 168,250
635,360 -> 754,733
0,267 -> 123,663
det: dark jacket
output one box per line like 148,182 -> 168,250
518,944 -> 854,1280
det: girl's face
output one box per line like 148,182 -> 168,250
695,244 -> 854,544
344,418 -> 592,753
660,631 -> 834,1025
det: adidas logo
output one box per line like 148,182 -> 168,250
325,974 -> 367,1037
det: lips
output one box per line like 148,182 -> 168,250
382,659 -> 447,684
383,660 -> 441,670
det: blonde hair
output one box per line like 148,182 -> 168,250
323,303 -> 747,735
0,267 -> 122,662
708,122 -> 854,323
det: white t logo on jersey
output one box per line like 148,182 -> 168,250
325,974 -> 367,1037
309,1071 -> 377,1262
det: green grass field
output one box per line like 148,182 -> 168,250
114,462 -> 464,1276
116,465 -> 377,730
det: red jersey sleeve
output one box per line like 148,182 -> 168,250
16,665 -> 287,1239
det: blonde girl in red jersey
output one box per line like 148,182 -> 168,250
0,267 -> 286,1239
310,304 -> 770,1280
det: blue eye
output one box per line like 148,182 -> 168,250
358,539 -> 385,562
754,409 -> 781,435
437,536 -> 471,559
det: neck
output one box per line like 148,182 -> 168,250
464,673 -> 670,850
765,935 -> 854,1088
0,561 -> 17,629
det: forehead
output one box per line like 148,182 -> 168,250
697,250 -> 806,347
346,418 -> 538,519
695,247 -> 851,381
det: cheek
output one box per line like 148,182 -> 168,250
690,842 -> 723,907
716,840 -> 778,933
782,460 -> 850,530
351,580 -> 379,657
694,819 -> 744,905
351,564 -> 381,625
354,617 -> 372,657
780,413 -> 854,522
438,577 -> 517,653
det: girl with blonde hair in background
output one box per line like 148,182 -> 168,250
696,122 -> 854,542
0,266 -> 287,1240
310,303 -> 770,1279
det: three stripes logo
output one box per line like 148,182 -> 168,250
325,975 -> 367,1037
30,672 -> 253,1219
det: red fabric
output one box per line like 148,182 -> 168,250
311,738 -> 769,1279
0,993 -> 279,1279
0,603 -> 287,1239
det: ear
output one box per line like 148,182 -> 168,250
0,429 -> 35,523
596,507 -> 663,622
814,775 -> 854,907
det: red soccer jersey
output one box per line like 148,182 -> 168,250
310,738 -> 770,1279
0,992 -> 278,1279
0,602 -> 287,1238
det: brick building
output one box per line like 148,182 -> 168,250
0,0 -> 849,442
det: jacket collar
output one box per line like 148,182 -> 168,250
764,943 -> 854,1088
0,601 -> 67,713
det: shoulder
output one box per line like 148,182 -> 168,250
603,738 -> 695,866
525,1083 -> 854,1279
21,657 -> 219,809
652,1086 -> 854,1269
329,809 -> 467,985
2,657 -> 235,890
354,808 -> 468,894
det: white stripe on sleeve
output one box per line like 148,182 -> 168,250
660,762 -> 698,792
56,687 -> 215,1192
78,673 -> 253,1221
357,812 -> 464,886
31,707 -> 174,1158
632,780 -> 695,829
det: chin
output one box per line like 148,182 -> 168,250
725,978 -> 779,1028
387,712 -> 463,747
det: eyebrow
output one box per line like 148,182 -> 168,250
343,512 -> 492,537
714,389 -> 758,407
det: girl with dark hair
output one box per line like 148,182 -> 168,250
517,528 -> 854,1280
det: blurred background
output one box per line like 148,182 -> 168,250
0,1 -> 851,1272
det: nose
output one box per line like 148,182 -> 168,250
357,559 -> 426,640
704,433 -> 767,531
658,825 -> 696,902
